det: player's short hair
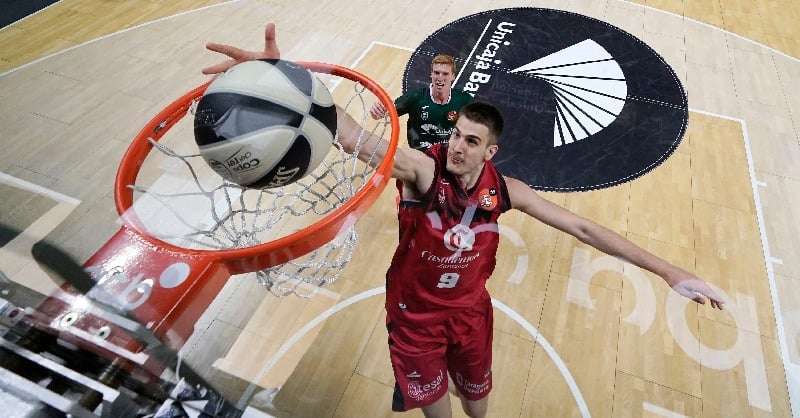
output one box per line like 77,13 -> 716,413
431,54 -> 456,73
459,102 -> 504,145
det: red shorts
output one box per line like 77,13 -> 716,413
387,302 -> 493,411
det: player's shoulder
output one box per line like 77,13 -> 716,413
453,90 -> 473,103
427,142 -> 447,158
402,87 -> 429,103
396,87 -> 425,99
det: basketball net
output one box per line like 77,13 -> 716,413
123,63 -> 397,298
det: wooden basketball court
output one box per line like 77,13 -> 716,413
1,1 -> 798,417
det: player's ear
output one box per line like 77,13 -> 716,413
484,144 -> 499,161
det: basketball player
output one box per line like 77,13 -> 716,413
369,54 -> 473,211
203,23 -> 725,418
369,54 -> 473,151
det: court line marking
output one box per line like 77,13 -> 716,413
492,298 -> 591,417
365,41 -> 413,53
0,0 -> 245,77
0,172 -> 80,295
234,286 -> 382,409
0,172 -> 80,205
234,287 -> 591,418
618,0 -> 799,64
628,0 -> 797,413
453,19 -> 493,87
643,401 -> 690,418
3,0 -> 62,28
690,108 -> 796,416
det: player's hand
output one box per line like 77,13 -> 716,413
369,102 -> 387,120
202,22 -> 281,75
671,278 -> 725,309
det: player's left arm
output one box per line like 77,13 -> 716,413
504,176 -> 725,309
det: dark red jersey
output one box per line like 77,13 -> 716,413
386,143 -> 511,325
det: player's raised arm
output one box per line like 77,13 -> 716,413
335,108 -> 433,188
504,176 -> 725,309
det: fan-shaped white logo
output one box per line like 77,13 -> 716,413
408,8 -> 688,191
510,39 -> 627,147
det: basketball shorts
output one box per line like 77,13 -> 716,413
387,302 -> 493,412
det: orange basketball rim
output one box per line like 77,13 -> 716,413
34,62 -> 399,364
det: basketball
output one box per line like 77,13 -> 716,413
193,59 -> 337,188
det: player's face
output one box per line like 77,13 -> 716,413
430,63 -> 455,94
446,117 -> 498,178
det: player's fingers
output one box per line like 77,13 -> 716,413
694,283 -> 726,307
205,42 -> 234,55
687,284 -> 726,310
671,279 -> 726,309
202,59 -> 237,75
693,292 -> 727,309
205,43 -> 256,60
263,22 -> 281,59
707,294 -> 725,309
368,103 -> 383,119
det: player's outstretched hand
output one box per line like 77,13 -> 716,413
369,102 -> 388,120
202,22 -> 281,75
671,278 -> 725,309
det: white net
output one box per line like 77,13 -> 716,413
123,69 -> 394,298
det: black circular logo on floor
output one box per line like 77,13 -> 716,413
404,8 -> 687,192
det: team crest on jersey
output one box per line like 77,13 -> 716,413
447,110 -> 458,122
444,224 -> 475,252
478,188 -> 498,209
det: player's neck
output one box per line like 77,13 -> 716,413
453,163 -> 484,191
429,84 -> 451,104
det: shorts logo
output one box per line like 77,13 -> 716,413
403,8 -> 687,192
407,370 -> 445,402
454,371 -> 491,396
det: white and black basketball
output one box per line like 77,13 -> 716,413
194,59 -> 337,188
